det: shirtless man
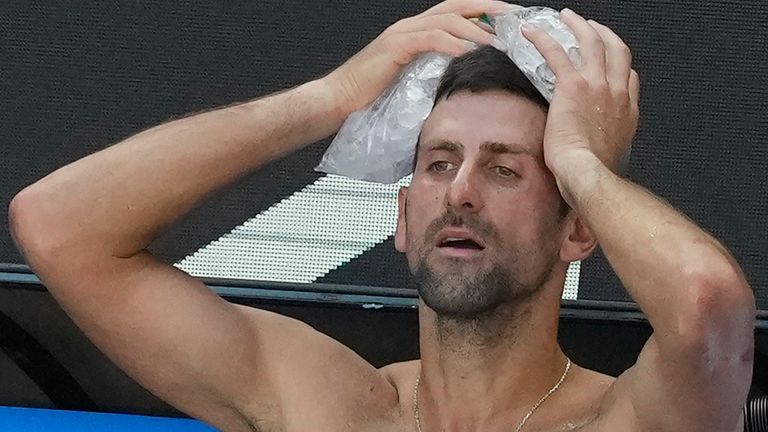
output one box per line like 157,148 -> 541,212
8,1 -> 754,431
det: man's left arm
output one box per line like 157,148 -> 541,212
555,149 -> 754,432
524,9 -> 755,432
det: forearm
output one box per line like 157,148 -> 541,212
11,79 -> 345,259
551,153 -> 754,344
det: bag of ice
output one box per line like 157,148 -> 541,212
315,7 -> 580,184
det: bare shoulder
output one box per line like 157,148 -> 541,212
230,306 -> 403,431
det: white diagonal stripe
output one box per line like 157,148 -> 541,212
175,174 -> 580,299
176,175 -> 409,283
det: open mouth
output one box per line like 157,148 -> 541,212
438,238 -> 485,250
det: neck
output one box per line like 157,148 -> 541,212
416,275 -> 569,432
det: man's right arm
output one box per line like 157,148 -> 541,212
10,79 -> 346,261
8,1 -> 507,429
8,79 -> 372,430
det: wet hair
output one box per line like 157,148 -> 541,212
418,45 -> 569,218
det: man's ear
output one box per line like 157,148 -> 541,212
394,187 -> 408,253
559,211 -> 597,262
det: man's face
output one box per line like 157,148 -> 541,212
395,90 -> 566,319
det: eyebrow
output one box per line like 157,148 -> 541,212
424,140 -> 463,154
480,141 -> 534,157
424,140 -> 536,159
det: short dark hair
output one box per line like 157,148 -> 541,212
417,46 -> 569,217
433,45 -> 549,110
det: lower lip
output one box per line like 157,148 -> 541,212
436,247 -> 485,258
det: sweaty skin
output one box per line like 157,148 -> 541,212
8,2 -> 753,432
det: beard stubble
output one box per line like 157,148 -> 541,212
410,209 -> 559,320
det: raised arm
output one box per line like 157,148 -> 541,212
523,9 -> 754,432
8,1 -> 508,430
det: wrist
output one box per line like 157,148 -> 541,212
307,78 -> 352,125
548,149 -> 602,179
547,150 -> 608,210
315,74 -> 359,122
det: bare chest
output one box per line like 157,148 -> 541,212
266,400 -> 604,432
257,364 -> 616,432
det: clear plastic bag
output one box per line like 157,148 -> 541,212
490,7 -> 581,101
315,53 -> 450,183
316,7 -> 579,184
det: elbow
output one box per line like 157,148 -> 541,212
687,259 -> 755,323
9,187 -> 39,253
8,186 -> 60,259
675,260 -> 755,361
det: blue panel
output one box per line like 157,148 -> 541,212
0,407 -> 217,432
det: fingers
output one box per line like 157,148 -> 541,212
521,24 -> 579,79
588,19 -> 632,90
384,6 -> 507,65
470,17 -> 496,34
392,1 -> 521,59
559,8 -> 606,80
524,8 -> 636,102
421,0 -> 520,19
401,12 -> 497,47
393,29 -> 476,60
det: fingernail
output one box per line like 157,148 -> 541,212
561,8 -> 573,15
521,23 -> 535,32
478,13 -> 493,26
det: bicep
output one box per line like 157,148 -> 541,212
39,252 -> 267,429
602,333 -> 752,432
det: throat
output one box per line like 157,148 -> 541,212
434,301 -> 533,354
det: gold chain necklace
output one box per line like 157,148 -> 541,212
413,358 -> 571,432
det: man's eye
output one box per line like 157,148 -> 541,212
429,161 -> 453,172
494,166 -> 516,177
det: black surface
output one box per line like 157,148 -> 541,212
0,310 -> 96,410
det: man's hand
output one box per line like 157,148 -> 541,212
522,8 -> 639,192
324,0 -> 514,115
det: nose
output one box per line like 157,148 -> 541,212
445,165 -> 484,214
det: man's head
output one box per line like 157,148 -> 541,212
395,46 -> 596,319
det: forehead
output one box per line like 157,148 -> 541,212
419,90 -> 547,159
